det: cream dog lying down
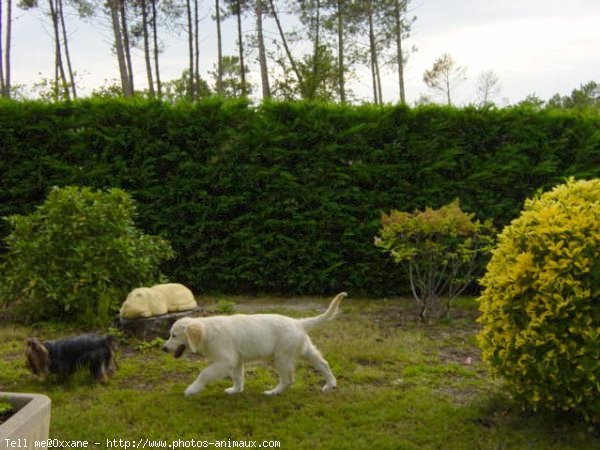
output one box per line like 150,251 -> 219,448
162,292 -> 347,396
119,283 -> 197,319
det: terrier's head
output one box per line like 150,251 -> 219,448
25,338 -> 50,376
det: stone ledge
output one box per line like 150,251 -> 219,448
118,306 -> 207,340
0,392 -> 51,449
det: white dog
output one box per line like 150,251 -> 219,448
162,292 -> 347,396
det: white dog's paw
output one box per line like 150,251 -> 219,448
184,386 -> 200,397
225,387 -> 243,395
263,388 -> 282,396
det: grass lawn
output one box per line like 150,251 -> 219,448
0,296 -> 597,449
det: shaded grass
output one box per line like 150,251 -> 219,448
0,297 -> 596,449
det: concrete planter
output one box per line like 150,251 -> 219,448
0,392 -> 51,450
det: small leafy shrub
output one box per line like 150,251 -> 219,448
376,199 -> 495,320
106,327 -> 125,340
215,299 -> 236,315
0,186 -> 174,325
134,337 -> 165,353
0,400 -> 12,415
0,399 -> 13,425
477,178 -> 600,421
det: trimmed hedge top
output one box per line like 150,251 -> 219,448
1,99 -> 599,295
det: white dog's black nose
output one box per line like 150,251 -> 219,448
162,346 -> 169,353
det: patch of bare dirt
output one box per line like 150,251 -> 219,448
367,300 -> 479,329
436,345 -> 481,365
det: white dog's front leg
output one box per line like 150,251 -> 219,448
184,383 -> 202,397
224,363 -> 244,394
264,358 -> 295,396
184,363 -> 231,397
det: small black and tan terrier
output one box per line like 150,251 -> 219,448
26,334 -> 118,382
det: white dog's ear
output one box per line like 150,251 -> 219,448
184,323 -> 204,353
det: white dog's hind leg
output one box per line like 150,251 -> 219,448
225,363 -> 244,394
184,362 -> 231,396
302,341 -> 336,392
264,357 -> 295,396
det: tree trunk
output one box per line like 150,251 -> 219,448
255,0 -> 270,99
309,0 -> 321,99
394,0 -> 405,103
375,50 -> 382,103
151,0 -> 161,97
0,0 -> 5,96
48,0 -> 70,100
235,0 -> 246,96
370,55 -> 377,104
268,0 -> 302,92
336,0 -> 345,103
193,0 -> 200,97
141,0 -> 155,96
185,0 -> 195,99
367,0 -> 378,104
215,0 -> 223,94
4,0 -> 11,97
58,0 -> 77,98
109,0 -> 132,96
54,55 -> 58,99
120,0 -> 134,93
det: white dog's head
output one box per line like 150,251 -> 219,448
162,317 -> 204,358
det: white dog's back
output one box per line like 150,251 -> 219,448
199,314 -> 309,360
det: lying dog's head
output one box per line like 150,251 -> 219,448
25,338 -> 50,375
162,318 -> 204,358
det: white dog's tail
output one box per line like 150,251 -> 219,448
299,292 -> 347,330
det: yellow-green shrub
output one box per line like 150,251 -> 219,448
376,199 -> 495,321
477,178 -> 600,421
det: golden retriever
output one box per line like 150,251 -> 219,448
162,292 -> 347,396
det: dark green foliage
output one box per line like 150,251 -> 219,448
0,99 -> 598,296
0,186 -> 174,325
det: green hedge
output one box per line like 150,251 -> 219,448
1,99 -> 598,295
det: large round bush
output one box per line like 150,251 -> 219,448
477,178 -> 600,421
0,186 -> 174,325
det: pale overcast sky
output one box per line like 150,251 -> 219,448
8,0 -> 600,104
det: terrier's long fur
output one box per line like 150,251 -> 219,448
162,292 -> 347,396
26,334 -> 118,382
